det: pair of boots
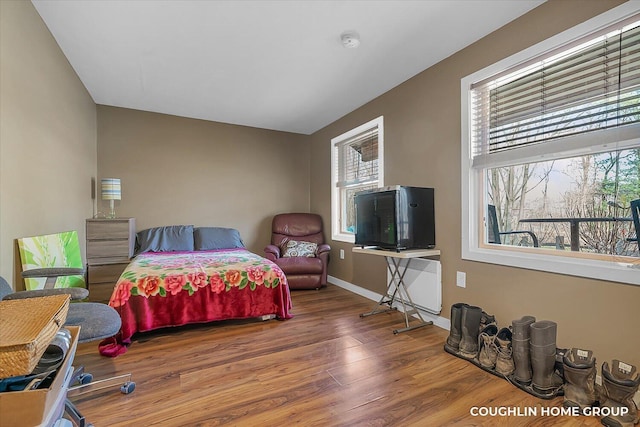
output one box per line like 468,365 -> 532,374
445,303 -> 514,375
445,303 -> 476,356
510,317 -> 563,394
563,350 -> 640,426
478,324 -> 515,376
445,303 -> 492,359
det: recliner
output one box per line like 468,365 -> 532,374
264,213 -> 330,290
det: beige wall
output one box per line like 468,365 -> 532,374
0,0 -> 97,289
311,0 -> 640,368
96,106 -> 310,254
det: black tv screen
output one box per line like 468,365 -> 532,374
355,186 -> 435,251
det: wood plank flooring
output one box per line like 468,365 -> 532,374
72,284 -> 605,426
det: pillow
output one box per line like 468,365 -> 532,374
135,225 -> 194,254
194,227 -> 244,250
281,240 -> 317,258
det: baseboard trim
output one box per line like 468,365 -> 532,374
328,275 -> 451,331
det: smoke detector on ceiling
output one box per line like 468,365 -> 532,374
340,32 -> 360,49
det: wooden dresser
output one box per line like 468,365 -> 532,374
86,218 -> 135,303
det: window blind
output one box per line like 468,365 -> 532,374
335,128 -> 379,188
471,17 -> 640,168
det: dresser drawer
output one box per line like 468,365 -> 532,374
88,263 -> 128,283
87,239 -> 131,259
88,282 -> 116,303
86,219 -> 134,240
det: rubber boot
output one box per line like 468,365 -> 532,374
600,360 -> 640,427
478,324 -> 498,369
494,327 -> 515,376
512,315 -> 536,385
530,320 -> 563,395
459,305 -> 482,359
444,303 -> 468,353
562,348 -> 597,412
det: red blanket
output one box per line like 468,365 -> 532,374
99,249 -> 292,356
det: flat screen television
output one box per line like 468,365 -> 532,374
354,186 -> 435,251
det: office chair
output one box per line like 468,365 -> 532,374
0,272 -> 134,427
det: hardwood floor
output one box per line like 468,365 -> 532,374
72,284 -> 605,426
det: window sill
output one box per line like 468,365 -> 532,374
462,245 -> 640,286
332,233 -> 355,244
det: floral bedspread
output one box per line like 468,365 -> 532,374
99,249 -> 292,357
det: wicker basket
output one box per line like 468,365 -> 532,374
0,294 -> 70,378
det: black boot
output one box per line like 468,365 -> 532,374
444,303 -> 468,353
459,305 -> 482,359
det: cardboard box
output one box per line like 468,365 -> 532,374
0,326 -> 79,427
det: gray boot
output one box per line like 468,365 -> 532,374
459,305 -> 482,359
478,324 -> 498,369
445,303 -> 467,353
600,360 -> 640,427
494,327 -> 515,376
530,320 -> 563,394
512,315 -> 536,385
562,348 -> 597,412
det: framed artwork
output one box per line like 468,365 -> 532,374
17,231 -> 85,290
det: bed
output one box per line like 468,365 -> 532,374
99,225 -> 292,357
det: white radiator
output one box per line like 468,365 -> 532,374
387,258 -> 442,315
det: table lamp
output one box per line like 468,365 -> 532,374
101,178 -> 121,219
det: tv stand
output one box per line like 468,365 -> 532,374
353,247 -> 441,334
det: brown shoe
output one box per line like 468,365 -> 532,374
478,324 -> 498,369
494,327 -> 515,376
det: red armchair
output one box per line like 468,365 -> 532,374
264,213 -> 330,290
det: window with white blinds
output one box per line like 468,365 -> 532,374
461,4 -> 640,286
471,15 -> 640,169
335,129 -> 379,188
331,117 -> 384,242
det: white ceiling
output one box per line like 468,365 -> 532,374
32,0 -> 545,135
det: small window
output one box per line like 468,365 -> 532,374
461,5 -> 640,285
331,117 -> 384,242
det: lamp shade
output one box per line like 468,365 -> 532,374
101,178 -> 121,201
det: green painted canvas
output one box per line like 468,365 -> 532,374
17,231 -> 85,290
